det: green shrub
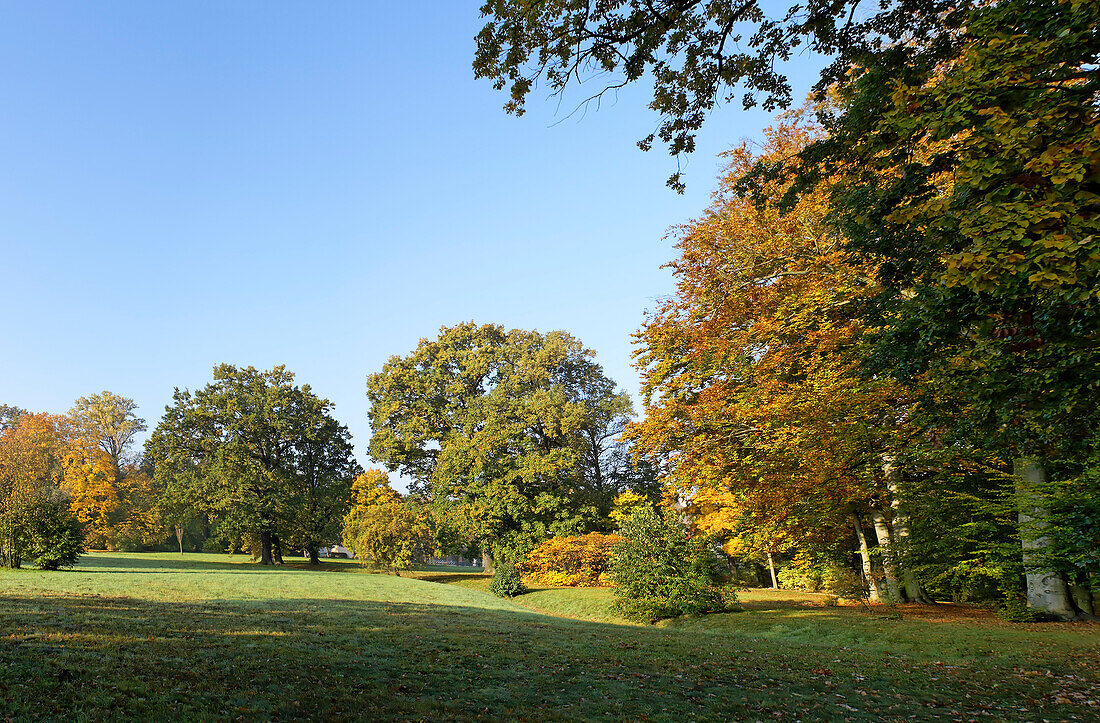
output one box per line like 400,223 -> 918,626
522,533 -> 622,587
608,506 -> 730,623
20,496 -> 86,570
489,558 -> 528,598
999,595 -> 1040,623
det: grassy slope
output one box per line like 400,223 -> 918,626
0,553 -> 1096,721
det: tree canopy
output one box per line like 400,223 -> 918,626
367,322 -> 638,558
147,364 -> 359,565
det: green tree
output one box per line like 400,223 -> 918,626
0,404 -> 28,431
367,322 -> 633,565
147,365 -> 359,565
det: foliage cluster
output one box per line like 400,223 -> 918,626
342,470 -> 436,574
609,506 -> 730,623
489,557 -> 528,598
522,532 -> 622,588
0,413 -> 86,569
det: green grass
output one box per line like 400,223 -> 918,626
2,553 -> 1098,721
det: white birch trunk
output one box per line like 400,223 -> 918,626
852,513 -> 881,603
1015,457 -> 1075,620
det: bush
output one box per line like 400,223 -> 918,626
608,506 -> 730,623
489,558 -> 527,598
523,533 -> 622,587
19,496 -> 86,570
777,556 -> 861,597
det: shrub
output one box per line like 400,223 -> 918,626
608,506 -> 730,623
489,558 -> 527,598
523,532 -> 622,587
19,496 -> 86,570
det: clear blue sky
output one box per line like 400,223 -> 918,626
0,2 -> 823,476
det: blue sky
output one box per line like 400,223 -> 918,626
0,2 -> 823,475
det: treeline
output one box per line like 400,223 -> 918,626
473,0 -> 1100,620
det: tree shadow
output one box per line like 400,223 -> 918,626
1,590 -> 1094,722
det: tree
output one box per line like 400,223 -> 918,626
342,471 -> 435,574
474,0 -> 969,189
367,322 -> 634,562
801,0 -> 1100,618
69,392 -> 146,483
0,414 -> 85,569
0,404 -> 28,431
146,365 -> 358,565
632,118 -> 933,601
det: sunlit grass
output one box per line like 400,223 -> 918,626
1,552 -> 1097,721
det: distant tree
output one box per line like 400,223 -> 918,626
342,471 -> 435,574
0,404 -> 28,431
69,392 -> 146,482
367,322 -> 634,566
147,365 -> 358,565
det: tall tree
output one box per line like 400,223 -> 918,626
147,365 -> 358,565
69,392 -> 146,482
367,322 -> 633,562
632,118 -> 931,601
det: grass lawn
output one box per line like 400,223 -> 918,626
1,553 -> 1097,721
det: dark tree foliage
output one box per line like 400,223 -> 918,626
147,365 -> 359,565
474,0 -> 968,190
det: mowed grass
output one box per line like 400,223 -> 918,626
0,554 -> 1096,721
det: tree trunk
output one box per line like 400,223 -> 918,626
882,455 -> 933,603
272,535 -> 284,565
767,550 -> 779,589
1015,458 -> 1075,620
852,513 -> 881,603
871,509 -> 903,603
308,544 -> 320,566
1069,575 -> 1095,619
175,526 -> 184,554
481,548 -> 495,575
259,530 -> 274,565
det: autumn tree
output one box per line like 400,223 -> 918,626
632,117 -> 934,603
342,470 -> 435,574
818,1 -> 1099,618
70,391 -> 146,482
367,322 -> 634,567
147,365 -> 358,565
0,414 -> 85,569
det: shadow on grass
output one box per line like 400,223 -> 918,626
1,592 -> 1096,722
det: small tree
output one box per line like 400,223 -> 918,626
342,474 -> 435,575
609,506 -> 730,623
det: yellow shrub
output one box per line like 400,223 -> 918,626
522,532 -> 623,587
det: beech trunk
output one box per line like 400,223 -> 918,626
852,514 -> 881,603
1015,458 -> 1075,620
882,456 -> 933,603
767,551 -> 779,589
871,509 -> 903,603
